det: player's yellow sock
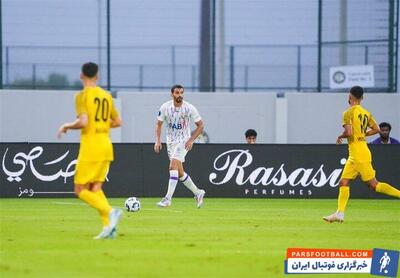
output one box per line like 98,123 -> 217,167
94,190 -> 112,226
337,186 -> 350,213
78,189 -> 112,226
376,182 -> 400,198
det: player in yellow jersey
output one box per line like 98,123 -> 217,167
323,86 -> 400,223
57,62 -> 123,239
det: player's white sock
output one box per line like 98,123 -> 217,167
180,172 -> 200,195
166,170 -> 179,200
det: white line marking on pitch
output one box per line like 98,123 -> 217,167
51,202 -> 183,212
143,208 -> 183,213
35,192 -> 75,194
52,202 -> 86,206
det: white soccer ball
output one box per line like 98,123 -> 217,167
124,197 -> 141,212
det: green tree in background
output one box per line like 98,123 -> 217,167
11,73 -> 72,89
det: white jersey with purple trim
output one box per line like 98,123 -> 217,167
157,100 -> 201,144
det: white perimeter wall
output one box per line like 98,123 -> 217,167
0,90 -> 121,143
117,91 -> 276,144
286,93 -> 400,143
0,90 -> 399,144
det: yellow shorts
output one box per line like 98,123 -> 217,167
74,161 -> 110,185
341,160 -> 376,182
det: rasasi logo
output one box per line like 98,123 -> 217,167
209,149 -> 344,187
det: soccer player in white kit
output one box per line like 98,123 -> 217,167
154,84 -> 206,208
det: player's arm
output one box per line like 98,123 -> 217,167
336,124 -> 352,144
57,114 -> 88,138
365,118 -> 380,137
110,116 -> 122,128
154,120 -> 163,153
185,120 -> 204,151
110,99 -> 122,128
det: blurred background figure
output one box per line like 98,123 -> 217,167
195,130 -> 210,143
245,129 -> 257,144
370,122 -> 400,145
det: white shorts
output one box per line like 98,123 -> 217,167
167,142 -> 188,162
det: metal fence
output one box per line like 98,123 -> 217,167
3,42 -> 391,92
1,0 -> 398,92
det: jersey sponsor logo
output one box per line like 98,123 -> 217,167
168,122 -> 188,130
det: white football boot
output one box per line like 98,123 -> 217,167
93,209 -> 122,239
157,197 -> 171,207
93,227 -> 111,240
195,190 -> 205,208
323,211 -> 344,223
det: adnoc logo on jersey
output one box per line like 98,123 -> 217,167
284,248 -> 399,277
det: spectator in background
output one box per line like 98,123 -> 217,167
370,122 -> 400,144
245,129 -> 257,144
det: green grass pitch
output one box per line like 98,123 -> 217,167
1,198 -> 399,277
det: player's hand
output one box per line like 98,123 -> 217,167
57,125 -> 67,139
185,139 -> 194,151
336,137 -> 343,144
154,142 -> 162,153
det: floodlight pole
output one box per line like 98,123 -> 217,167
0,0 -> 3,89
97,0 -> 102,75
317,0 -> 322,92
211,0 -> 216,92
106,0 -> 111,91
395,0 -> 399,92
199,0 -> 212,92
388,0 -> 398,92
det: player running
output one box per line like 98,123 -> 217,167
57,62 -> 123,239
323,86 -> 400,223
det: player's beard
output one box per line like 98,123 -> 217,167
175,96 -> 183,103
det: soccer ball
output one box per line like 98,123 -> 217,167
124,197 -> 141,212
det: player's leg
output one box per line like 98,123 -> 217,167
90,182 -> 122,239
179,164 -> 200,195
366,178 -> 400,198
173,145 -> 205,208
337,178 -> 351,213
76,182 -> 110,236
75,161 -> 120,239
157,144 -> 179,207
360,162 -> 400,198
323,159 -> 356,223
75,183 -> 111,221
165,158 -> 179,201
323,178 -> 349,223
179,164 -> 205,208
90,182 -> 112,227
